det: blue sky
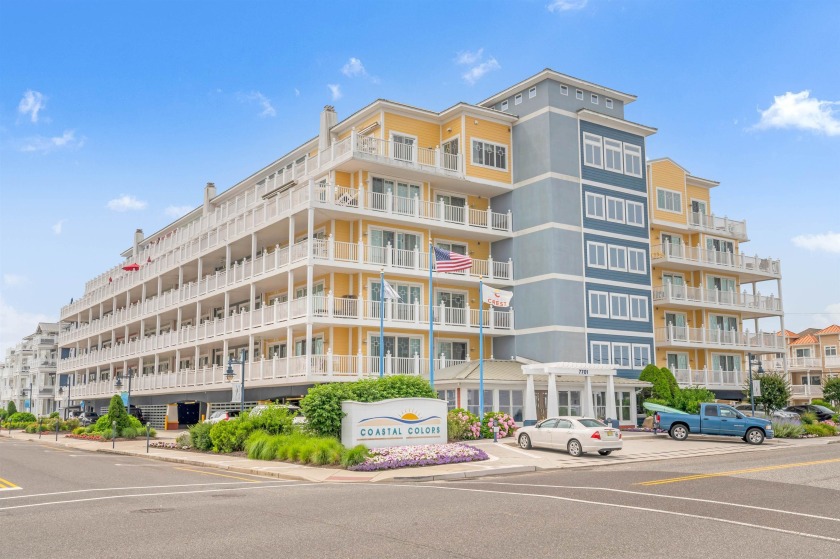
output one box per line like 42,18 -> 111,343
1,0 -> 838,351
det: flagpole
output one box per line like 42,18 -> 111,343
428,242 -> 434,389
479,277 -> 484,422
379,268 -> 384,378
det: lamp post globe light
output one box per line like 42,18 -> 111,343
226,350 -> 246,413
747,353 -> 765,417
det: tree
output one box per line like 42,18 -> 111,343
752,373 -> 791,414
639,364 -> 679,403
823,377 -> 840,406
107,394 -> 131,432
7,401 -> 17,416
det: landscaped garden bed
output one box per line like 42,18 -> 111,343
348,443 -> 488,471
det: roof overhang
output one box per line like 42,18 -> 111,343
686,174 -> 719,189
577,109 -> 657,137
479,68 -> 637,108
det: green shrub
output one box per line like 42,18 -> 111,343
822,378 -> 840,406
100,429 -> 115,440
671,387 -> 716,414
8,412 -> 36,424
121,427 -> 138,440
63,419 -> 81,431
175,432 -> 192,448
209,417 -> 253,453
0,409 -> 7,420
771,420 -> 804,438
24,422 -> 38,434
639,364 -> 679,403
189,422 -> 214,451
85,425 -> 95,434
73,427 -> 85,435
7,401 -> 17,416
49,411 -> 59,419
804,423 -> 836,437
107,395 -> 132,432
800,412 -> 817,425
250,404 -> 294,435
340,445 -> 370,468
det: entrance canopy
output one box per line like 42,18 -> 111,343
522,362 -> 620,425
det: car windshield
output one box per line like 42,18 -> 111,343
577,419 -> 606,428
813,406 -> 835,414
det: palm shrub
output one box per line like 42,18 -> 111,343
771,419 -> 804,438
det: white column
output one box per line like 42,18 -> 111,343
524,373 -> 537,426
547,373 -> 559,418
583,376 -> 595,418
605,374 -> 617,424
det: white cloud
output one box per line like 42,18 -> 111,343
107,195 -> 147,212
3,274 -> 25,286
0,295 -> 55,353
462,57 -> 501,86
754,91 -> 840,136
341,57 -> 367,78
791,231 -> 840,253
455,49 -> 484,66
20,130 -> 84,154
18,90 -> 46,123
238,91 -> 276,117
294,88 -> 300,97
52,219 -> 66,235
547,0 -> 589,12
328,84 -> 342,101
165,205 -> 193,218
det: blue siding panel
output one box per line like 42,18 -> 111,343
584,233 -> 651,286
579,121 -> 646,193
581,185 -> 649,239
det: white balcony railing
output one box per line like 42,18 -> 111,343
655,325 -> 785,352
348,133 -> 463,176
760,357 -> 825,371
652,284 -> 782,314
672,368 -> 746,388
651,244 -> 781,278
791,384 -> 823,398
687,212 -> 748,241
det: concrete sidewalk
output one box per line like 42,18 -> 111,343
2,429 -> 834,483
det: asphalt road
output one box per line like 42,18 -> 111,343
1,437 -> 838,558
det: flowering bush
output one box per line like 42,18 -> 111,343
349,443 -> 488,471
480,412 -> 517,439
65,433 -> 104,441
149,441 -> 189,450
447,408 -> 480,441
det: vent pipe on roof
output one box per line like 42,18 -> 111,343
204,182 -> 216,215
133,229 -> 143,259
319,105 -> 337,152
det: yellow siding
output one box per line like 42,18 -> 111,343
686,185 -> 710,210
330,327 -> 351,355
465,117 -> 512,183
383,113 -> 441,155
648,160 -> 687,224
332,220 -> 352,243
331,273 -> 352,298
334,171 -> 352,188
442,117 -> 461,143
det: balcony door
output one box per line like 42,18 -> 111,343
706,237 -> 735,265
370,228 -> 420,268
435,193 -> 467,223
712,354 -> 740,384
442,138 -> 459,171
371,281 -> 421,322
707,275 -> 736,304
661,233 -> 683,257
436,289 -> 467,325
664,312 -> 687,341
391,133 -> 416,162
370,335 -> 421,374
371,177 -> 420,213
436,341 -> 467,363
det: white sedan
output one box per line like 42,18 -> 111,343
516,417 -> 623,457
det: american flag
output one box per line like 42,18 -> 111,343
433,246 -> 472,272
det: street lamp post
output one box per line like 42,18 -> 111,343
747,353 -> 765,417
115,368 -> 134,414
58,375 -> 72,419
225,350 -> 246,413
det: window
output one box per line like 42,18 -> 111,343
589,291 -> 609,318
467,389 -> 493,416
500,100 -> 508,111
605,98 -> 613,109
591,93 -> 599,104
391,133 -> 416,162
630,295 -> 649,321
604,138 -> 623,173
576,89 -> 584,100
437,389 -> 457,410
623,143 -> 643,177
826,346 -> 837,357
656,188 -> 682,213
612,343 -> 631,367
558,391 -> 582,416
585,192 -> 605,219
528,86 -> 537,99
436,340 -> 468,362
632,344 -> 651,369
472,139 -> 508,170
560,85 -> 569,96
628,248 -> 647,274
606,196 -> 625,223
587,241 -> 607,269
608,245 -> 627,271
626,201 -> 645,226
583,132 -> 603,168
610,294 -> 629,319
498,390 -> 523,422
514,93 -> 522,105
591,342 -> 611,365
704,405 -> 719,417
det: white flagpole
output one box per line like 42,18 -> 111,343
429,242 -> 434,389
380,268 -> 385,378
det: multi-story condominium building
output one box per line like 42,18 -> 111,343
57,69 -> 659,427
646,159 -> 785,400
1,323 -> 60,416
762,325 -> 840,402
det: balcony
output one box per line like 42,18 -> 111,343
791,384 -> 823,399
760,357 -> 823,372
825,356 -> 840,369
655,326 -> 784,352
652,284 -> 782,318
687,212 -> 748,241
672,368 -> 745,389
651,244 -> 781,281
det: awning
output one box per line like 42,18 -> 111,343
122,263 -> 140,271
711,389 -> 745,401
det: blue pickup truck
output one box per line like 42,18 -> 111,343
655,403 -> 774,445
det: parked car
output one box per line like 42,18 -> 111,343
656,403 -> 773,444
516,417 -> 623,457
204,410 -> 241,424
249,404 -> 307,424
783,405 -> 836,421
78,412 -> 100,426
734,404 -> 799,421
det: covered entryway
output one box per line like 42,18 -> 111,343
522,362 -> 622,426
177,401 -> 200,425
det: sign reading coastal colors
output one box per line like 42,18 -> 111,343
481,284 -> 512,307
340,397 -> 448,449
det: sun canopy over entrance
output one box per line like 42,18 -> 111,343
521,362 -> 620,426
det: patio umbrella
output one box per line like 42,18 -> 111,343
122,263 -> 140,271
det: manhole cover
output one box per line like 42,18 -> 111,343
130,508 -> 175,514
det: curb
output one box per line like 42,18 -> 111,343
391,465 -> 536,482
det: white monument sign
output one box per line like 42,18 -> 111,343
341,397 -> 448,449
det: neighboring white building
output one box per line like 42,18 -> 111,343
1,323 -> 60,417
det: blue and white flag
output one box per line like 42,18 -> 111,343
383,280 -> 402,301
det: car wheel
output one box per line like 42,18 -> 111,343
567,439 -> 583,457
669,424 -> 689,441
745,428 -> 765,445
518,433 -> 532,450
598,450 -> 612,456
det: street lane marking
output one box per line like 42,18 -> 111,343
0,477 -> 21,491
174,467 -> 261,482
638,457 -> 840,486
0,480 -> 295,501
387,484 -> 840,544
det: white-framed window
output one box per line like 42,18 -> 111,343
585,192 -> 605,219
560,85 -> 569,96
626,200 -> 645,226
498,390 -> 524,422
623,143 -> 643,177
656,188 -> 682,213
437,389 -> 457,410
528,86 -> 537,99
628,248 -> 647,274
471,139 -> 508,170
591,341 -> 611,365
576,89 -> 584,100
501,100 -> 508,111
514,93 -> 522,105
587,241 -> 607,269
632,344 -> 651,369
583,132 -> 603,168
826,346 -> 837,357
391,132 -> 417,162
589,291 -> 610,318
630,295 -> 649,321
467,389 -> 493,416
612,343 -> 631,367
605,98 -> 614,109
610,293 -> 629,319
604,138 -> 623,173
591,93 -> 599,104
606,196 -> 625,223
608,245 -> 627,271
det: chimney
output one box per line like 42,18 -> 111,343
133,229 -> 143,260
319,105 -> 337,152
203,182 -> 216,215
